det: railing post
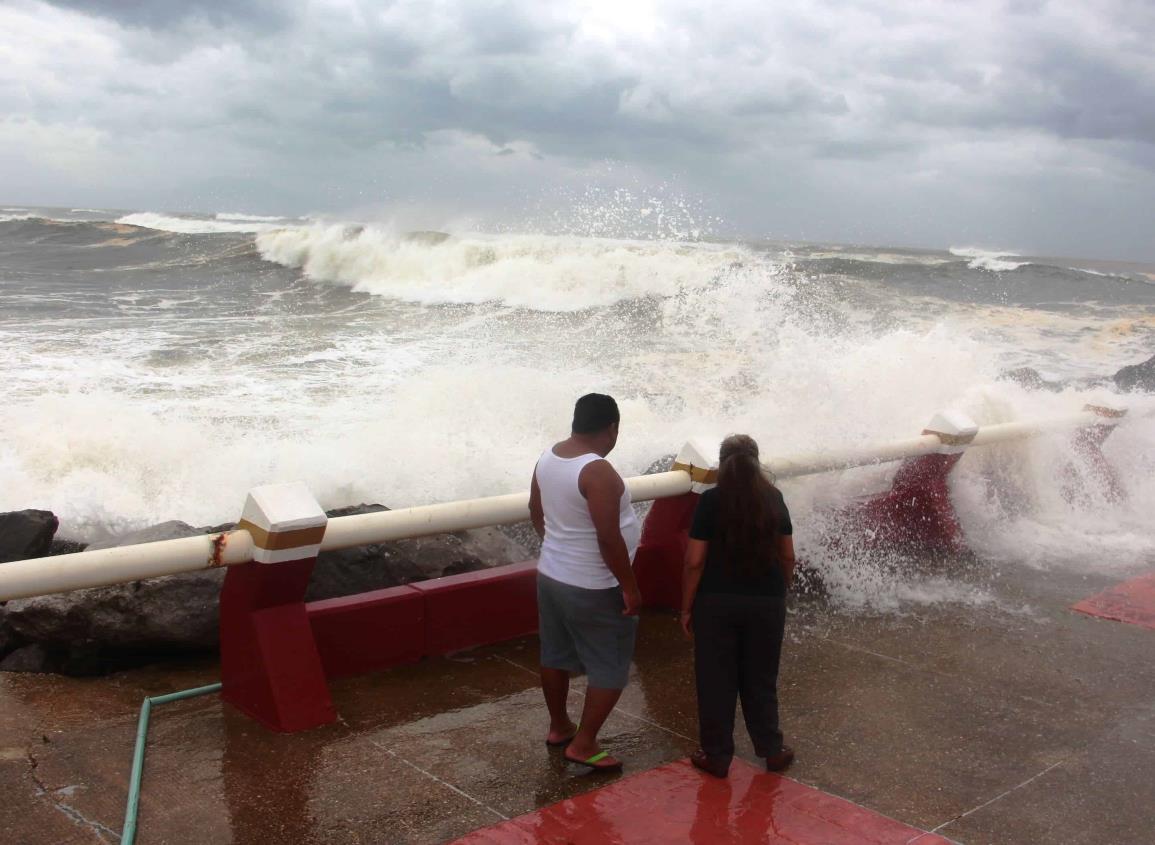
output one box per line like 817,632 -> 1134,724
1070,403 -> 1127,503
857,411 -> 979,554
219,483 -> 336,732
635,440 -> 717,610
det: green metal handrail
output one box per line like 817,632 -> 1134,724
121,682 -> 222,845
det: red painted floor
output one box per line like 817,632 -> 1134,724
1072,572 -> 1155,630
453,759 -> 952,844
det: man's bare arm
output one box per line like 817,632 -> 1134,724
581,460 -> 641,614
529,470 -> 545,539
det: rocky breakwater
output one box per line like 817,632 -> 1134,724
998,353 -> 1155,395
1114,353 -> 1155,393
0,505 -> 530,675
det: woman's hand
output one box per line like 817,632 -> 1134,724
680,610 -> 693,640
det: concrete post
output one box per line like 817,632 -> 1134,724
1070,403 -> 1127,503
635,438 -> 720,609
857,411 -> 979,554
219,482 -> 336,732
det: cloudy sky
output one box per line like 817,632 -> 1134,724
2,0 -> 1153,259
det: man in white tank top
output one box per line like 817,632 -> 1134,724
529,393 -> 641,773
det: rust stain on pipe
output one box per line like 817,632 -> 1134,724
209,533 -> 229,567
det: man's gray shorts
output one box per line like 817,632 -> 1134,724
537,572 -> 638,690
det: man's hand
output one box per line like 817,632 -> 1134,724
680,611 -> 693,639
622,585 -> 642,616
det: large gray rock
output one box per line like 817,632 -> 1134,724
999,367 -> 1064,392
0,643 -> 51,673
1114,354 -> 1155,392
306,504 -> 531,601
0,611 -> 15,656
85,520 -> 202,550
4,521 -> 223,652
0,509 -> 59,563
2,504 -> 531,674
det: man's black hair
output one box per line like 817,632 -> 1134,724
572,393 -> 620,434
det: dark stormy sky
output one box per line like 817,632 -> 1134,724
2,0 -> 1153,259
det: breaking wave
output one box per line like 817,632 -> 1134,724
256,224 -> 753,311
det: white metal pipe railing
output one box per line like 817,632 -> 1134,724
0,411 -> 1118,602
768,410 -> 1103,479
321,472 -> 692,551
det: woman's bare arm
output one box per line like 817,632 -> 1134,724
681,538 -> 708,637
780,535 -> 796,588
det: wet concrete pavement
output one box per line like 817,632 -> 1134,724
1,559 -> 1152,844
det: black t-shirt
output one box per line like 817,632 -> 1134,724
689,486 -> 793,598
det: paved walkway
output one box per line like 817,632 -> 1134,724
1,560 -> 1152,844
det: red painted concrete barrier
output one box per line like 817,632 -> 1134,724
219,557 -> 337,733
307,585 -> 425,678
223,559 -> 540,732
635,493 -> 700,610
412,561 -> 539,656
1072,572 -> 1155,630
452,758 -> 951,844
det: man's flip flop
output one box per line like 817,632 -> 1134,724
564,750 -> 623,772
545,723 -> 580,748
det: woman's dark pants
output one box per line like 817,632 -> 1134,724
693,592 -> 787,765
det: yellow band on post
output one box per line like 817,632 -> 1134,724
237,520 -> 327,552
672,462 -> 718,485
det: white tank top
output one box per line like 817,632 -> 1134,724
535,449 -> 641,590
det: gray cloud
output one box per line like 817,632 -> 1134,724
47,0 -> 290,31
2,0 -> 1154,259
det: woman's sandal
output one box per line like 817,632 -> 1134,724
690,751 -> 730,778
564,750 -> 623,772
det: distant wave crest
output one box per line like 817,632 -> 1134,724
116,212 -> 283,234
255,224 -> 752,311
949,246 -> 1029,272
214,212 -> 290,222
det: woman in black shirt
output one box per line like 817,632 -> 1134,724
681,434 -> 796,777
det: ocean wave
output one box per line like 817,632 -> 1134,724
949,246 -> 1030,272
1062,266 -> 1150,285
215,212 -> 289,222
116,212 -> 283,234
256,224 -> 753,311
0,212 -> 35,222
791,250 -> 953,267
